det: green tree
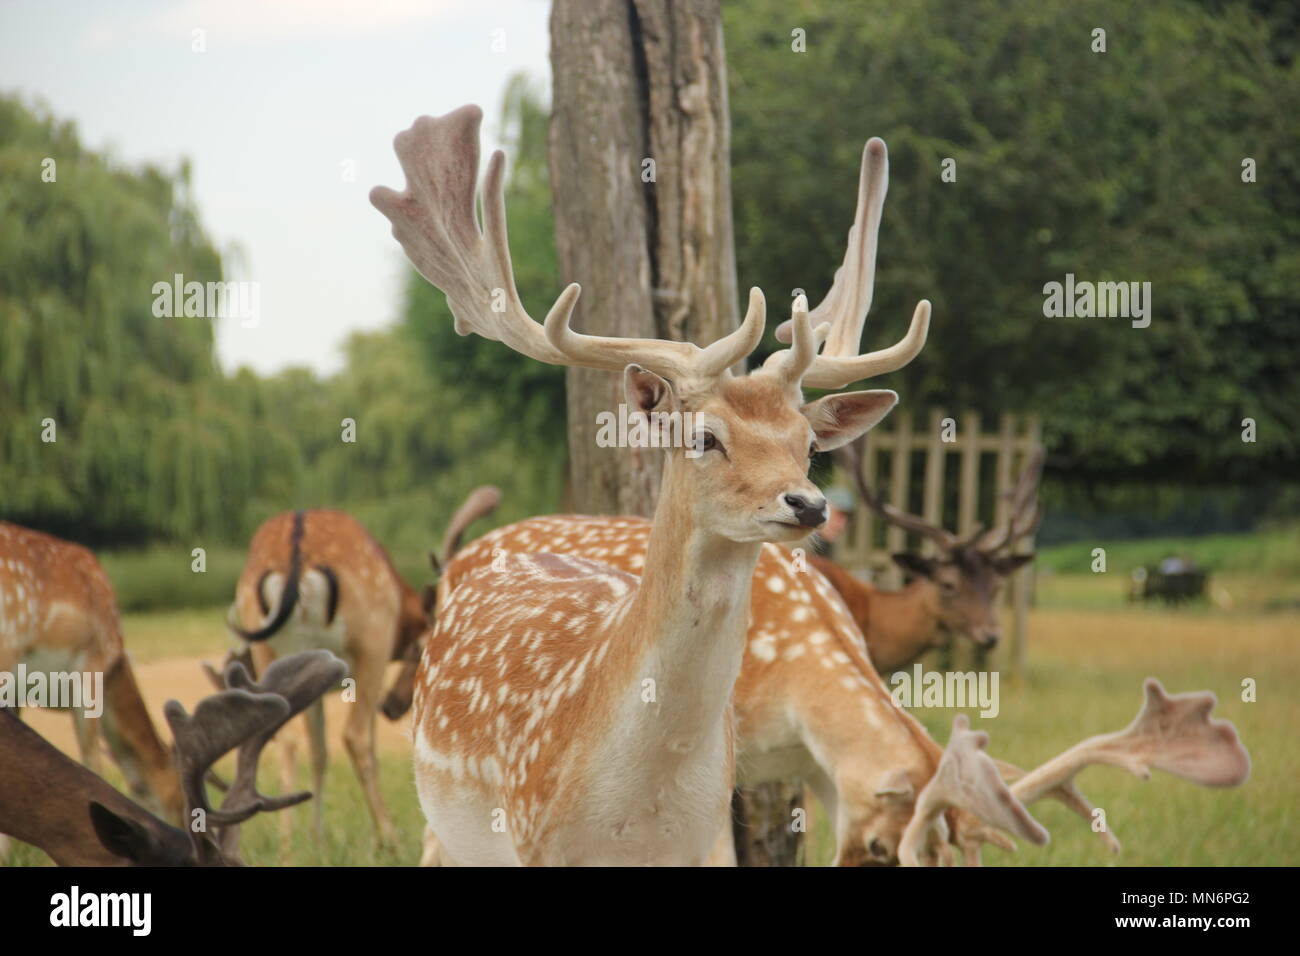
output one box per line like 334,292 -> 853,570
724,0 -> 1300,491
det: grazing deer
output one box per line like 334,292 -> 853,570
436,513 -> 1249,865
818,443 -> 1044,671
380,485 -> 501,721
0,649 -> 344,866
0,522 -> 183,820
370,104 -> 931,865
228,509 -> 428,846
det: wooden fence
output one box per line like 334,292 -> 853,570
832,410 -> 1043,675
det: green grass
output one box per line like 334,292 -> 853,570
8,570 -> 1297,867
1036,522 -> 1300,577
802,603 -> 1298,866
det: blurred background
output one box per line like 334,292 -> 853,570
1,0 -> 1297,865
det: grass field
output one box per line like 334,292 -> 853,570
7,565 -> 1297,867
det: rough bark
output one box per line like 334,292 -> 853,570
549,0 -> 739,516
549,0 -> 801,866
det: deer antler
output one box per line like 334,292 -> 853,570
212,649 -> 347,859
164,691 -> 292,835
1010,678 -> 1251,810
898,715 -> 1048,867
972,448 -> 1045,553
995,758 -> 1122,856
834,440 -> 957,550
370,105 -> 766,383
774,137 -> 931,389
167,650 -> 348,862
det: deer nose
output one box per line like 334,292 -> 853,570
784,493 -> 828,527
982,632 -> 1001,649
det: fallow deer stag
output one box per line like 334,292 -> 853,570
0,522 -> 183,819
438,513 -> 1250,865
0,649 -> 344,866
369,104 -> 930,865
227,509 -> 428,845
819,442 -> 1044,671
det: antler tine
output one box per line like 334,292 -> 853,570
209,651 -> 347,860
1010,678 -> 1251,810
834,440 -> 957,550
164,691 -> 291,835
760,295 -> 832,386
974,448 -> 1046,552
996,758 -> 1121,855
774,138 -> 932,389
544,285 -> 766,382
371,105 -> 765,382
898,715 -> 1048,867
217,651 -> 348,843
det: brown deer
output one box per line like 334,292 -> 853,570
0,649 -> 344,866
369,104 -> 930,864
0,522 -> 183,820
822,442 -> 1044,671
227,509 -> 427,846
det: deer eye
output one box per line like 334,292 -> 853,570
699,432 -> 720,453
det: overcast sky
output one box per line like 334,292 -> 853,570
0,0 -> 552,375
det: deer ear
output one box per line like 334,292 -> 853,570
993,553 -> 1034,575
874,768 -> 915,800
624,364 -> 675,415
421,584 -> 437,616
892,552 -> 937,579
88,802 -> 157,863
802,389 -> 897,451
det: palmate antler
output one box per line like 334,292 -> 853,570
369,105 -> 926,389
1011,677 -> 1250,809
773,136 -> 931,388
167,649 -> 347,863
898,715 -> 1048,867
214,650 -> 348,859
952,678 -> 1249,865
900,679 -> 1249,866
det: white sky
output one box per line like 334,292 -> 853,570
0,0 -> 552,375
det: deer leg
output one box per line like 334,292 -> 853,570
700,823 -> 738,867
247,641 -> 297,855
305,698 -> 327,838
72,708 -> 102,775
341,646 -> 397,847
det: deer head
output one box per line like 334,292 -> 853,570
837,443 -> 1044,649
369,105 -> 931,549
78,650 -> 346,866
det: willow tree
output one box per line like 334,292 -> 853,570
548,0 -> 802,865
0,96 -> 299,546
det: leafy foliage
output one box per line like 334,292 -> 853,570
0,96 -> 301,545
725,0 -> 1300,488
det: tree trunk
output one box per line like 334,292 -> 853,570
549,0 -> 802,866
549,0 -> 738,516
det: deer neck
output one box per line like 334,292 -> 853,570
865,578 -> 943,672
624,453 -> 760,743
102,655 -> 184,822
